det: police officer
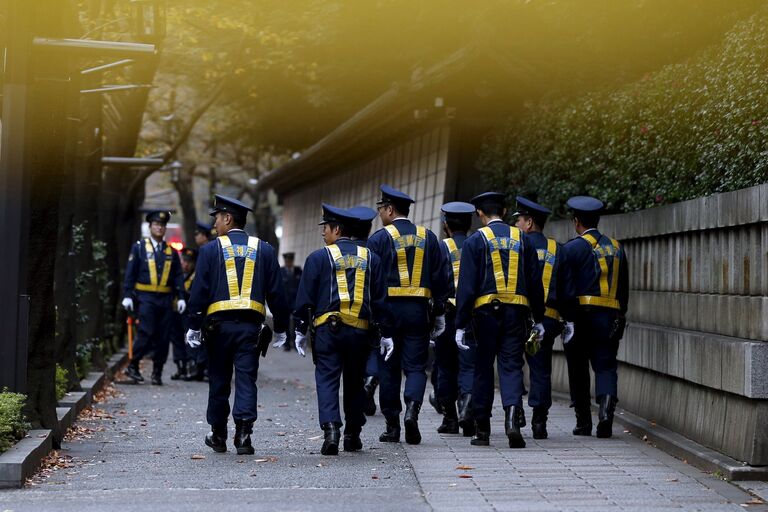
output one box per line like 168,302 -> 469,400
185,195 -> 290,455
367,185 -> 449,445
347,206 -> 381,417
432,202 -> 477,436
455,192 -> 544,448
512,196 -> 563,439
122,210 -> 186,385
293,204 -> 392,455
195,221 -> 216,247
558,196 -> 628,438
169,248 -> 198,380
280,252 -> 302,351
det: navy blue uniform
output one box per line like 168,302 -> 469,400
294,238 -> 390,431
524,232 -> 564,411
169,272 -> 196,366
558,229 -> 629,407
188,229 -> 289,429
124,238 -> 184,367
455,221 -> 544,421
434,233 -> 476,404
366,219 -> 448,417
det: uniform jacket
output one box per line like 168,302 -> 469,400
455,220 -> 545,329
123,238 -> 184,302
187,229 -> 290,332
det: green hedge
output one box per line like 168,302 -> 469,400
0,390 -> 30,454
480,7 -> 768,216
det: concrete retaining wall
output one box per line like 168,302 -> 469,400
545,183 -> 768,465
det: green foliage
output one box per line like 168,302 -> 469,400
76,343 -> 93,381
55,365 -> 69,401
480,7 -> 768,217
0,390 -> 30,454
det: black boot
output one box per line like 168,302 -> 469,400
150,365 -> 163,386
457,394 -> 474,437
596,395 -> 618,438
531,407 -> 549,440
124,360 -> 143,382
437,400 -> 459,434
170,361 -> 186,380
343,426 -> 363,452
321,422 -> 341,455
379,416 -> 400,443
403,400 -> 422,445
234,421 -> 255,455
573,406 -> 593,436
428,391 -> 443,415
470,419 -> 490,446
504,406 -> 526,448
363,376 -> 378,416
185,361 -> 205,381
514,406 -> 527,428
205,426 -> 227,453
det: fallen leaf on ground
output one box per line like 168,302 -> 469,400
456,465 -> 474,470
743,498 -> 764,505
371,475 -> 379,480
458,474 -> 473,479
276,432 -> 286,436
191,454 -> 206,460
666,478 -> 678,482
308,435 -> 322,440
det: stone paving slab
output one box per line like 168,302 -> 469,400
1,349 -> 766,512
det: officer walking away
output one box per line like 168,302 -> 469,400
367,185 -> 449,445
195,221 -> 216,247
512,196 -> 563,439
185,195 -> 290,455
293,204 -> 392,455
122,210 -> 186,385
169,248 -> 199,380
347,205 -> 381,417
455,192 -> 544,448
431,202 -> 477,436
558,196 -> 628,438
280,252 -> 302,351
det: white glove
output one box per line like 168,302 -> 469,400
121,297 -> 134,311
185,329 -> 202,348
455,328 -> 469,351
430,314 -> 446,340
429,338 -> 435,348
532,322 -> 545,341
380,337 -> 394,361
295,330 -> 307,357
561,321 -> 575,345
176,299 -> 186,314
272,331 -> 288,348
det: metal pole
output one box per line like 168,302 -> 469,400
0,0 -> 33,392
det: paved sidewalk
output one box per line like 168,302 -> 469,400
2,349 -> 765,512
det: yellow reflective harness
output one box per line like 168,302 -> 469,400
314,244 -> 370,330
135,238 -> 173,293
384,224 -> 431,298
538,239 -> 561,320
443,238 -> 461,307
206,235 -> 266,315
474,226 -> 530,309
184,272 -> 196,292
579,232 -> 621,310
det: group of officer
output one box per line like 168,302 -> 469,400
122,184 -> 628,456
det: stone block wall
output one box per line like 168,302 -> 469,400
546,183 -> 768,465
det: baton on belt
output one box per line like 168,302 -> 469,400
127,312 -> 135,360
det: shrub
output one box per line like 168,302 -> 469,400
76,343 -> 93,381
480,6 -> 768,217
0,390 -> 30,454
55,365 -> 69,401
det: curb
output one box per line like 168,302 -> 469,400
552,391 -> 768,481
0,348 -> 128,489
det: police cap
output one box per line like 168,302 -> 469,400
319,204 -> 357,225
209,194 -> 253,218
377,185 -> 415,211
513,196 -> 551,218
469,192 -> 506,211
145,210 -> 171,224
566,195 -> 604,214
